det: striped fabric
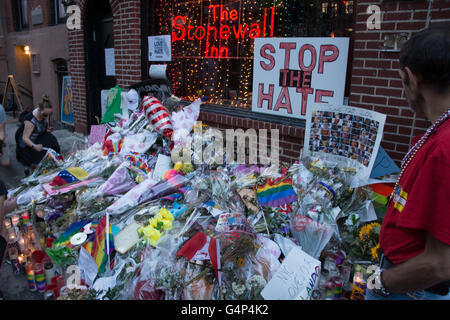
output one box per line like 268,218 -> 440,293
256,177 -> 297,208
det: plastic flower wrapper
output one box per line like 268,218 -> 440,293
106,177 -> 158,216
254,234 -> 282,282
290,213 -> 335,259
98,162 -> 139,196
16,184 -> 46,207
171,99 -> 201,132
138,173 -> 189,205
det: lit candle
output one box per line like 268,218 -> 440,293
18,254 -> 25,264
18,237 -> 25,252
9,232 -> 17,242
353,272 -> 364,285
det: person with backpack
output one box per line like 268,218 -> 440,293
15,96 -> 60,171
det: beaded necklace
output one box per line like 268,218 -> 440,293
392,108 -> 450,199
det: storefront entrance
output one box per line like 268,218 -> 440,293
84,0 -> 116,127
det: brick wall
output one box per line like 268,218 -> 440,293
68,0 -> 142,135
198,111 -> 305,164
351,0 -> 450,165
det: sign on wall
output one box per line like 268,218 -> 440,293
61,76 -> 74,125
252,38 -> 350,120
148,35 -> 172,62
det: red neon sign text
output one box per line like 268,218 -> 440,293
172,5 -> 275,58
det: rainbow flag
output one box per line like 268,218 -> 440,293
50,167 -> 89,187
53,220 -> 90,248
256,177 -> 297,208
83,215 -> 114,274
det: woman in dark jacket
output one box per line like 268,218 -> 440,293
16,96 -> 60,168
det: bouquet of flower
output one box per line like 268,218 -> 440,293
342,222 -> 381,263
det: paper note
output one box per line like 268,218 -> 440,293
148,35 -> 171,61
105,48 -> 115,76
261,247 -> 321,300
149,64 -> 168,80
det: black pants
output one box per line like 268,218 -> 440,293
16,132 -> 61,167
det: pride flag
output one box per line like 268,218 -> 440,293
256,177 -> 297,208
83,215 -> 114,274
50,167 -> 89,187
53,220 -> 90,248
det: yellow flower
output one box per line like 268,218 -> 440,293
139,225 -> 162,247
371,244 -> 380,261
359,223 -> 381,242
174,162 -> 183,171
155,208 -> 174,231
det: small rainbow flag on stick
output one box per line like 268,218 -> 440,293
83,214 -> 114,274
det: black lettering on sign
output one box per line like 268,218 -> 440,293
129,78 -> 173,103
279,69 -> 312,89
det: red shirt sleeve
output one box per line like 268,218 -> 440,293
397,146 -> 450,246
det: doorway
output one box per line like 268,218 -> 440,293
84,0 -> 116,127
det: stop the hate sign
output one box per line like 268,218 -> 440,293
252,38 -> 349,120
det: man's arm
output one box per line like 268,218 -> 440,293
382,233 -> 450,294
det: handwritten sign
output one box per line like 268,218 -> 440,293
261,247 -> 321,300
252,38 -> 349,119
89,125 -> 107,146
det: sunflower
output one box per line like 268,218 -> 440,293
359,223 -> 381,242
371,244 -> 380,261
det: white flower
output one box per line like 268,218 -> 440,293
232,282 -> 246,296
246,275 -> 267,290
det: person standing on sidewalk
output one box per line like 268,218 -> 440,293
366,26 -> 450,300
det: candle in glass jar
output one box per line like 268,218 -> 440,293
11,215 -> 20,227
18,237 -> 26,252
22,212 -> 30,226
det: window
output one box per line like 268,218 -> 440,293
13,0 -> 29,31
147,0 -> 355,109
50,0 -> 67,25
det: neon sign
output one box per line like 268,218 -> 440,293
172,5 -> 275,58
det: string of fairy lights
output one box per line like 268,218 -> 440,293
152,0 -> 353,108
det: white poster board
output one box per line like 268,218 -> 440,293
148,35 -> 172,62
303,105 -> 387,182
252,38 -> 349,120
261,247 -> 321,300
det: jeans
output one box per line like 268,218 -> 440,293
366,288 -> 450,300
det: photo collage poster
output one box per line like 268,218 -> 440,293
303,105 -> 387,182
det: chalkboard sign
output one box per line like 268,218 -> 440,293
129,79 -> 173,103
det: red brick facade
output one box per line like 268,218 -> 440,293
350,0 -> 450,164
68,0 -> 142,135
67,0 -> 450,165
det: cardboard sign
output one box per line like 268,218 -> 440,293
261,247 -> 321,300
252,38 -> 349,120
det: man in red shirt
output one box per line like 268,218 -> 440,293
366,26 -> 450,300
